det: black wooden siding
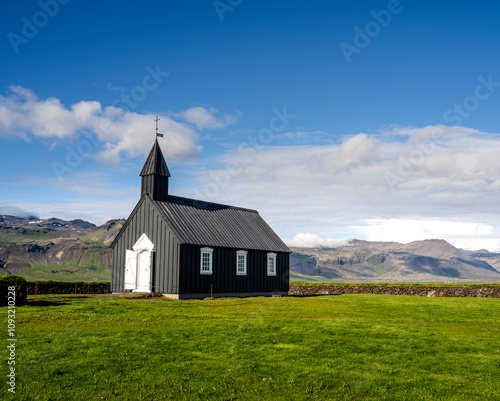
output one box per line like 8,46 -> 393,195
141,174 -> 169,202
178,245 -> 289,294
111,197 -> 180,293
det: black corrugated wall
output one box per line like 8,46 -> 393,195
111,197 -> 180,293
179,245 -> 289,294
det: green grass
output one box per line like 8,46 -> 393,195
289,271 -> 340,283
0,226 -> 76,245
19,263 -> 111,282
4,295 -> 500,400
14,250 -> 111,281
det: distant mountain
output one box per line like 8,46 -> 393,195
290,239 -> 500,283
0,215 -> 96,229
2,213 -> 500,283
0,216 -> 124,281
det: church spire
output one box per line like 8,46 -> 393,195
140,118 -> 170,202
140,138 -> 170,178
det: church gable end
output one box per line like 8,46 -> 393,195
111,195 -> 180,293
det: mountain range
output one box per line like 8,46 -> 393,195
1,214 -> 500,283
0,215 -> 123,281
290,239 -> 500,283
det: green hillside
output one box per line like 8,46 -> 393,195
0,216 -> 124,281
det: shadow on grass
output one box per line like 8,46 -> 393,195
27,300 -> 71,307
27,296 -> 90,306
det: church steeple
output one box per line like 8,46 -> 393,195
140,119 -> 170,202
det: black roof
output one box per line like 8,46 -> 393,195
154,196 -> 290,253
111,194 -> 290,253
140,139 -> 170,177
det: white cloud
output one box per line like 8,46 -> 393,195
0,86 -> 203,161
286,233 -> 351,248
6,93 -> 500,252
2,168 -> 141,225
323,133 -> 380,173
183,125 -> 500,251
171,106 -> 240,130
0,206 -> 39,219
350,219 -> 500,250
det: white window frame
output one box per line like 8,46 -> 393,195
200,247 -> 213,275
267,252 -> 277,276
236,250 -> 248,275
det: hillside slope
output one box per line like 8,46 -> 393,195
0,215 -> 124,281
290,239 -> 500,283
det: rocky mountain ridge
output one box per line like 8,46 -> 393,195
0,217 -> 124,281
290,239 -> 500,283
0,215 -> 96,229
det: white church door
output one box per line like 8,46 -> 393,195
136,250 -> 152,292
124,233 -> 155,293
124,250 -> 137,290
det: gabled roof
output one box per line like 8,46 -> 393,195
153,196 -> 290,253
140,139 -> 170,177
111,194 -> 291,253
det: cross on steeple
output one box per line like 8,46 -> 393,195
154,116 -> 164,138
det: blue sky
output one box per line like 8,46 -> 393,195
2,0 -> 500,250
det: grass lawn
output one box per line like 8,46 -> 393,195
19,263 -> 111,282
4,294 -> 500,400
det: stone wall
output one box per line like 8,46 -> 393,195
13,281 -> 500,298
27,282 -> 111,295
289,284 -> 500,298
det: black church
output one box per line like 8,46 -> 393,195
110,135 -> 290,299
